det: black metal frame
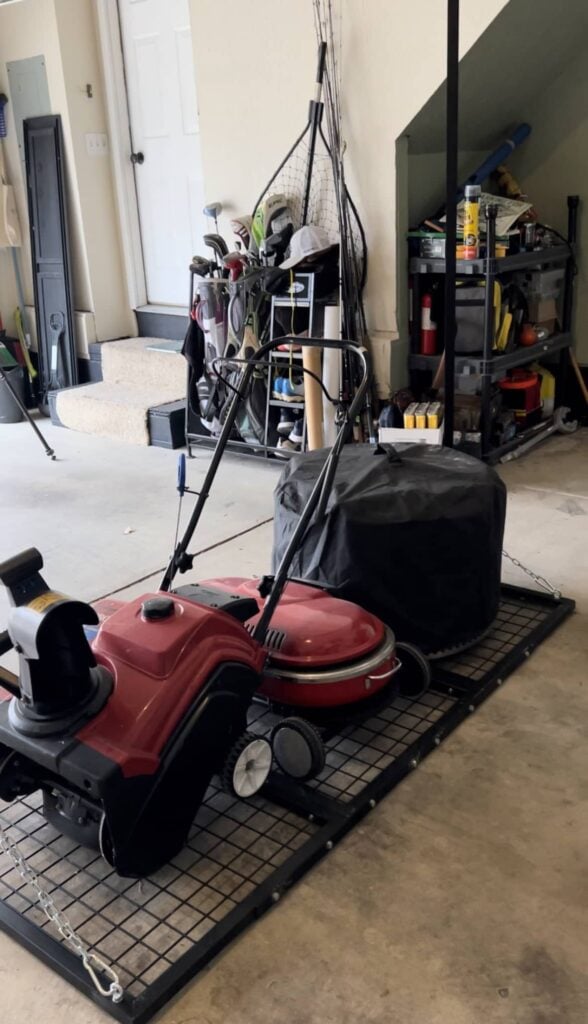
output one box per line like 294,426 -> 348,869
442,0 -> 459,446
0,584 -> 573,1024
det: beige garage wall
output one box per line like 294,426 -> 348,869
1,0 -> 508,374
190,0 -> 508,388
0,0 -> 134,345
53,0 -> 135,341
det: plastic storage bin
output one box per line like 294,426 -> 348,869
0,365 -> 25,424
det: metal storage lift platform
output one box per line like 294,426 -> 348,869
0,584 -> 574,1024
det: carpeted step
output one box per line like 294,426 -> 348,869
55,380 -> 184,446
100,336 -> 185,393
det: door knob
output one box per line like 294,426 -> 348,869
130,151 -> 144,165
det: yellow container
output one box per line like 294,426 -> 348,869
463,184 -> 481,259
415,402 -> 429,429
532,363 -> 555,416
427,402 -> 444,428
403,402 -> 419,429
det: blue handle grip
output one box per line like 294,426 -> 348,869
177,453 -> 186,496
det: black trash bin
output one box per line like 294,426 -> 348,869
0,365 -> 25,424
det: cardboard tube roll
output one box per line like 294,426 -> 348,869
323,303 -> 341,340
302,345 -> 324,450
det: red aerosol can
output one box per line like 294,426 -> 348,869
420,293 -> 437,354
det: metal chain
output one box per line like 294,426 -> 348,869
0,814 -> 123,1004
502,549 -> 562,600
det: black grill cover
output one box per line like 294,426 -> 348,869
272,443 -> 506,654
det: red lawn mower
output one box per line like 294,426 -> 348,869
0,339 -> 429,878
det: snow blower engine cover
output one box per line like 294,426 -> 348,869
272,443 -> 507,655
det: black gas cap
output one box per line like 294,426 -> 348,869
142,597 -> 175,621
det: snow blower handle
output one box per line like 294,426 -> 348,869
315,41 -> 327,91
177,453 -> 186,496
160,337 -> 369,596
252,339 -> 369,642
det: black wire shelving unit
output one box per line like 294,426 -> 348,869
409,238 -> 576,463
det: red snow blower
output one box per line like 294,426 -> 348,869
0,338 -> 429,878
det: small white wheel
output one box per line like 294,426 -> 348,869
98,812 -> 115,867
222,733 -> 272,798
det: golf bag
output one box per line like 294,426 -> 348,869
183,272 -> 279,447
183,280 -> 230,437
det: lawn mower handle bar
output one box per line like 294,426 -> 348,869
159,337 -> 370,641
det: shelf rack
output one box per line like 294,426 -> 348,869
408,198 -> 578,462
185,274 -> 315,461
262,273 -> 316,455
409,331 -> 572,383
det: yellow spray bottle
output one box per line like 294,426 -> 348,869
463,184 -> 481,260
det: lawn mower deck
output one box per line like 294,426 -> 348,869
181,577 -> 400,709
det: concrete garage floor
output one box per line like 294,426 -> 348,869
0,418 -> 587,1024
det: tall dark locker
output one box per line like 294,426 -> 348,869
24,114 -> 77,407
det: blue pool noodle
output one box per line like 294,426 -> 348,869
461,123 -> 532,195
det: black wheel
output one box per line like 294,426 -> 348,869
395,642 -> 431,700
222,732 -> 273,798
271,717 -> 326,781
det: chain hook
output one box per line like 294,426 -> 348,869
502,549 -> 562,600
0,814 -> 124,1004
83,952 -> 124,1003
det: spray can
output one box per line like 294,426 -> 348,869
463,184 -> 481,259
420,293 -> 437,354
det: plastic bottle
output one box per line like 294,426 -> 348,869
420,293 -> 437,354
463,184 -> 481,260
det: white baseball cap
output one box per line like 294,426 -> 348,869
280,225 -> 337,270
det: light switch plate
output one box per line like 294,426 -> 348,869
85,132 -> 108,156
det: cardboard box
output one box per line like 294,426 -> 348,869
379,426 -> 443,446
527,296 -> 557,323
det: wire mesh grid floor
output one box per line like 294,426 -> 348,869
438,596 -> 553,682
0,585 -> 574,1023
0,786 -> 319,1004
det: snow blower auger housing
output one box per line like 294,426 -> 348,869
0,548 -> 265,877
0,339 -> 428,877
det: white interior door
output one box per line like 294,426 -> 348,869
118,0 -> 206,306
